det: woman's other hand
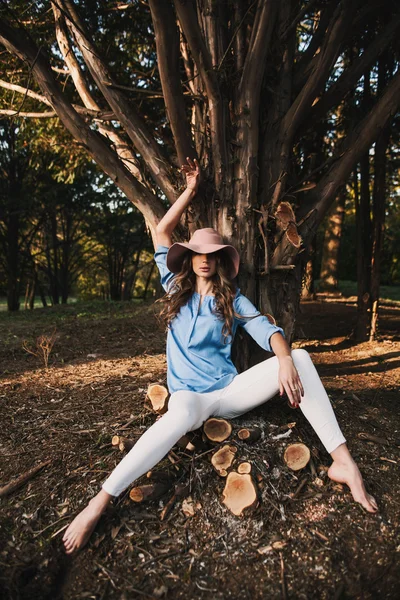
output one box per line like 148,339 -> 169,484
278,356 -> 304,408
181,157 -> 200,191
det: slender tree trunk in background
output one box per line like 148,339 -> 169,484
6,205 -> 20,311
355,153 -> 372,341
51,212 -> 60,304
142,262 -> 156,300
301,237 -> 316,300
319,188 -> 346,292
122,248 -> 142,301
38,280 -> 48,308
369,135 -> 390,339
28,273 -> 36,309
24,283 -> 30,310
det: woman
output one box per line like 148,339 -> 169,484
63,159 -> 377,554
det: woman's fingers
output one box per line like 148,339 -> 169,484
284,381 -> 301,407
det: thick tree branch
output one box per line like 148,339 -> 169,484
51,3 -> 142,180
57,0 -> 177,203
240,0 -> 277,98
148,0 -> 195,167
308,15 -> 400,124
294,1 -> 336,81
0,108 -> 57,117
0,78 -> 114,119
313,68 -> 400,227
0,17 -> 166,238
174,0 -> 227,191
0,78 -> 51,105
283,0 -> 359,141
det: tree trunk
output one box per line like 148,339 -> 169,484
122,248 -> 143,301
142,262 -> 156,300
370,58 -> 391,340
301,237 -> 316,300
319,188 -> 346,292
6,206 -> 20,311
355,156 -> 372,342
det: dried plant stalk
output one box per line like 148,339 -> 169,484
22,329 -> 57,369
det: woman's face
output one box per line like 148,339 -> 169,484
191,252 -> 217,278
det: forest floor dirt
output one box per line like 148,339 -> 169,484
0,296 -> 399,600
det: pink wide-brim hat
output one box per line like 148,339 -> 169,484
166,228 -> 240,279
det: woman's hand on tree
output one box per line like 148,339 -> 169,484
278,356 -> 304,408
181,157 -> 200,191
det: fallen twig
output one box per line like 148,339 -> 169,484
0,460 -> 52,498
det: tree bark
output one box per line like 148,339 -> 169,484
319,188 -> 346,292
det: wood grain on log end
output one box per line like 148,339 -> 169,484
237,427 -> 261,443
211,445 -> 236,475
222,472 -> 258,516
129,481 -> 170,503
203,418 -> 232,442
237,462 -> 252,474
283,443 -> 311,471
146,384 -> 169,414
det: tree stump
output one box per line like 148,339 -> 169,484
147,384 -> 169,414
222,471 -> 258,516
283,443 -> 311,470
211,445 -> 237,476
203,418 -> 232,442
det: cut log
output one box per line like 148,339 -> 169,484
112,436 -> 135,452
146,470 -> 170,482
146,384 -> 169,414
211,445 -> 237,476
237,427 -> 261,443
237,462 -> 252,474
0,460 -> 51,498
222,472 -> 258,516
119,439 -> 135,452
283,443 -> 311,471
203,418 -> 232,442
129,481 -> 170,503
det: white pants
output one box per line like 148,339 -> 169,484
102,349 -> 346,497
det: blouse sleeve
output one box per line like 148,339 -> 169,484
154,245 -> 175,293
234,292 -> 285,353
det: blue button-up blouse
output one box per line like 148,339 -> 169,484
154,245 -> 284,394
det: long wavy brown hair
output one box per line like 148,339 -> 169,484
157,250 -> 241,341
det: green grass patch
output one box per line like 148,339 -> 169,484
315,280 -> 400,303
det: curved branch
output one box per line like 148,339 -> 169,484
282,0 -> 358,141
57,0 -> 177,203
313,68 -> 400,226
0,17 -> 166,237
0,78 -> 51,105
308,14 -> 400,123
240,0 -> 277,103
51,2 -> 142,180
148,0 -> 195,167
174,0 -> 227,190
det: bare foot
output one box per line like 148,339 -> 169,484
63,492 -> 111,554
328,459 -> 378,513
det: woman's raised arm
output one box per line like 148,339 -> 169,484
155,158 -> 200,248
